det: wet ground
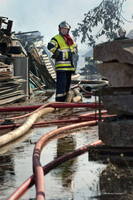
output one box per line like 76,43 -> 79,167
0,97 -> 133,200
0,124 -> 106,200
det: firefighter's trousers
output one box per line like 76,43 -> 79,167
56,71 -> 72,102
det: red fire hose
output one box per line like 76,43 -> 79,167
0,111 -> 107,130
33,120 -> 97,200
5,104 -> 105,199
0,102 -> 103,112
8,140 -> 102,200
0,102 -> 103,124
0,116 -> 96,129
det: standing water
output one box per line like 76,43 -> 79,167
0,99 -> 132,200
0,118 -> 106,199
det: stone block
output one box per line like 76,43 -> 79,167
99,119 -> 133,147
97,62 -> 133,87
94,39 -> 133,64
102,94 -> 133,115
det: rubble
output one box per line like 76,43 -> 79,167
0,17 -> 57,105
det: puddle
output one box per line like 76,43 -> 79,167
0,108 -> 132,199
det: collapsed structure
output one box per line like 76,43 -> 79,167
0,17 -> 56,105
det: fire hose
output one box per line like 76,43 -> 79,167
33,120 -> 97,200
8,140 -> 103,200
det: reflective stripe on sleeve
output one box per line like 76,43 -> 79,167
56,92 -> 67,97
49,40 -> 58,53
55,61 -> 71,65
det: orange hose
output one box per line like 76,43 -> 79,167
8,140 -> 102,200
33,120 -> 97,200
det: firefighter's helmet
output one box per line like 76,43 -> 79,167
59,21 -> 71,29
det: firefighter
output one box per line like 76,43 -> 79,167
47,21 -> 78,102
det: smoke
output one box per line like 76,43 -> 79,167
0,0 -> 50,32
0,0 -> 132,46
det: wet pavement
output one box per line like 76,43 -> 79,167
0,119 -> 106,200
0,102 -> 133,199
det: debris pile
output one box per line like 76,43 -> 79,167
0,17 -> 27,105
0,61 -> 25,105
0,17 -> 57,104
15,31 -> 56,91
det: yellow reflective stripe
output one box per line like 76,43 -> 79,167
56,68 -> 75,71
49,39 -> 58,53
62,52 -> 66,60
50,47 -> 57,53
50,39 -> 58,46
65,52 -> 68,59
55,63 -> 71,67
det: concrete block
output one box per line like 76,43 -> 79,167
97,62 -> 133,87
99,119 -> 133,147
94,39 -> 133,64
102,94 -> 133,115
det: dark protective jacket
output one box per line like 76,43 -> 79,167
47,34 -> 78,71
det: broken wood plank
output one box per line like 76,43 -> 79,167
0,95 -> 26,105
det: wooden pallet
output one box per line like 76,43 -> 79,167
0,94 -> 25,105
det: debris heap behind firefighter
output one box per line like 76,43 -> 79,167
47,21 -> 78,102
